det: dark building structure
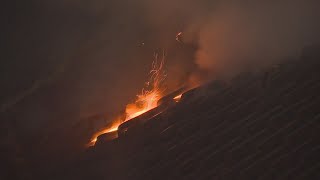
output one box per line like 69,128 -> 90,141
58,47 -> 320,180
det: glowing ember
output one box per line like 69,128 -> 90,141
173,94 -> 183,102
176,32 -> 183,42
88,53 -> 166,146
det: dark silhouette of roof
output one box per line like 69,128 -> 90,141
59,47 -> 320,180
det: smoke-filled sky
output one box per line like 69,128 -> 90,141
1,0 -> 320,173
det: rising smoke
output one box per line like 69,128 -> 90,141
2,0 -> 320,175
141,0 -> 320,81
190,0 -> 320,80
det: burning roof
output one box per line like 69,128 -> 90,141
88,53 -> 187,146
59,50 -> 320,179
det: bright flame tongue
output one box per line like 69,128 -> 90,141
88,54 -> 166,146
89,124 -> 119,146
125,91 -> 160,120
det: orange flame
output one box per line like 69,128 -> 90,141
88,53 -> 166,146
87,116 -> 122,147
124,53 -> 166,121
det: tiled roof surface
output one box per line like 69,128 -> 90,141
62,54 -> 320,180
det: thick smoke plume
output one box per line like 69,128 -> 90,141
142,0 -> 320,81
190,0 -> 320,80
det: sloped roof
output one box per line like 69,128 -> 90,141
62,50 -> 320,180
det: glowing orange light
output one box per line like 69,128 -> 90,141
173,94 -> 183,102
88,53 -> 167,146
87,121 -> 120,147
176,32 -> 183,42
123,53 -> 166,121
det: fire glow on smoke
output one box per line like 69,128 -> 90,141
88,53 -> 167,146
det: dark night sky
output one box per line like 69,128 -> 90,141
1,0 -> 320,178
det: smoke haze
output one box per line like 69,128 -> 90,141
191,0 -> 320,79
1,0 -> 320,177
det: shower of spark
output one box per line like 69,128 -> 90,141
88,53 -> 167,146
